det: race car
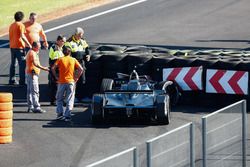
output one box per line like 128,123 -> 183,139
91,70 -> 180,124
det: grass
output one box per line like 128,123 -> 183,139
0,0 -> 97,30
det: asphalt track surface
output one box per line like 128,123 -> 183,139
0,0 -> 250,166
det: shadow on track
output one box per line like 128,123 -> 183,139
0,84 -> 50,102
43,107 -> 155,128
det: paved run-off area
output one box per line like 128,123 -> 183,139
0,0 -> 250,166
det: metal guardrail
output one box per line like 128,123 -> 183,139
87,100 -> 247,167
86,147 -> 138,167
202,100 -> 247,167
146,123 -> 195,167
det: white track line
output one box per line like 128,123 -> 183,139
0,0 -> 147,48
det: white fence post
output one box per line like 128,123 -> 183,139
242,100 -> 247,167
202,117 -> 207,167
190,123 -> 195,167
133,147 -> 138,167
146,141 -> 152,167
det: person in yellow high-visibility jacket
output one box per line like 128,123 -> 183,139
48,35 -> 66,105
64,27 -> 90,102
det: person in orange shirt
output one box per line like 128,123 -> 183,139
26,41 -> 49,113
9,11 -> 31,85
51,46 -> 83,121
24,12 -> 48,50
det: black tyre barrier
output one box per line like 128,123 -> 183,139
101,52 -> 127,62
245,56 -> 250,60
178,91 -> 205,106
98,50 -> 123,55
86,53 -> 103,78
125,45 -> 152,54
151,56 -> 175,81
219,54 -> 242,59
89,52 -> 103,62
195,50 -> 222,56
242,54 -> 250,59
193,51 -> 212,56
90,50 -> 101,55
173,50 -> 192,57
82,53 -> 103,98
84,76 -> 104,97
190,58 -> 208,67
150,47 -> 170,54
198,57 -> 220,69
214,58 -> 241,70
197,54 -> 220,59
89,43 -> 101,51
237,59 -> 250,71
96,45 -> 127,53
219,52 -> 243,57
84,55 -> 104,97
170,56 -> 197,68
179,92 -> 242,108
126,53 -> 153,76
101,53 -> 128,78
81,45 -> 250,109
152,52 -> 172,57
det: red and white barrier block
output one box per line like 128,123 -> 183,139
206,69 -> 248,95
163,66 -> 203,91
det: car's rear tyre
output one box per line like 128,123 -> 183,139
155,81 -> 180,106
91,94 -> 104,124
100,78 -> 114,93
156,95 -> 170,125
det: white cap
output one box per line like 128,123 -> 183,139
75,27 -> 84,35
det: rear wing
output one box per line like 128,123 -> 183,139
104,90 -> 154,94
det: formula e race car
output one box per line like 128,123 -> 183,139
91,70 -> 180,124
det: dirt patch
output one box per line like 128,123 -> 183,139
0,0 -> 115,37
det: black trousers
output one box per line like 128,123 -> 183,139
75,60 -> 86,100
9,48 -> 26,84
48,59 -> 58,103
48,72 -> 57,103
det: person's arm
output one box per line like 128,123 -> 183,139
32,55 -> 49,72
21,25 -> 31,48
40,28 -> 48,49
74,62 -> 83,82
85,47 -> 90,62
51,63 -> 59,81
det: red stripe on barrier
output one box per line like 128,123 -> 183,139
209,70 -> 226,93
184,67 -> 199,90
166,67 -> 182,81
228,71 -> 245,95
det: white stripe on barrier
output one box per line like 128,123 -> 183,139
221,71 -> 234,94
206,69 -> 217,93
176,68 -> 189,90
